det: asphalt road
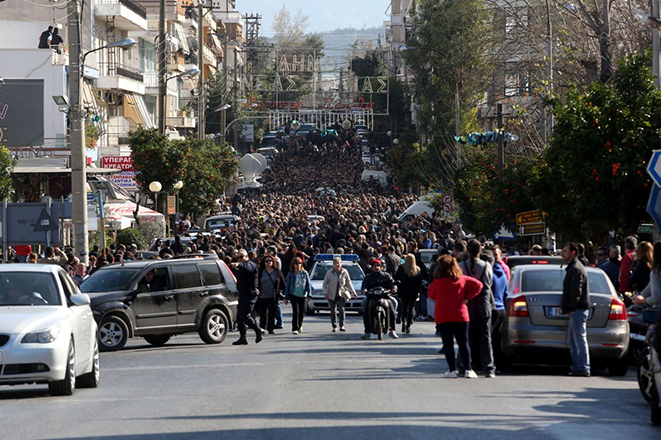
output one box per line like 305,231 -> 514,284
1,308 -> 658,440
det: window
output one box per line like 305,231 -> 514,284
199,263 -> 224,287
172,265 -> 203,289
81,268 -> 142,293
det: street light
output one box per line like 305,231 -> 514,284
173,180 -> 183,231
69,35 -> 136,264
82,38 -> 137,64
149,181 -> 162,215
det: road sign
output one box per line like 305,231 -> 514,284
520,222 -> 546,236
33,208 -> 59,232
637,224 -> 654,234
647,150 -> 661,187
647,185 -> 661,227
516,209 -> 543,225
167,196 -> 176,215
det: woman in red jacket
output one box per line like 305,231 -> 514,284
428,255 -> 483,378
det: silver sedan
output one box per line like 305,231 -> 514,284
501,264 -> 629,375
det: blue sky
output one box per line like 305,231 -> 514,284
241,0 -> 391,36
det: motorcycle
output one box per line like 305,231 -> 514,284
365,287 -> 395,340
636,307 -> 661,425
628,304 -> 649,364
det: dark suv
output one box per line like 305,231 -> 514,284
80,256 -> 238,351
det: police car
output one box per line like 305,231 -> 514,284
306,254 -> 365,314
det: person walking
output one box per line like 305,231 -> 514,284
323,257 -> 357,332
628,241 -> 653,295
633,241 -> 661,307
231,249 -> 265,345
487,249 -> 508,367
459,239 -> 496,378
284,257 -> 312,334
427,255 -> 483,378
394,254 -> 424,334
256,255 -> 285,334
561,242 -> 590,377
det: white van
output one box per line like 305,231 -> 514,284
397,200 -> 435,222
361,170 -> 387,185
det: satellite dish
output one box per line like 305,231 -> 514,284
341,120 -> 352,130
291,120 -> 301,131
251,153 -> 268,174
239,154 -> 262,183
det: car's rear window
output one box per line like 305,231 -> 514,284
521,270 -> 611,294
172,265 -> 203,289
0,272 -> 62,306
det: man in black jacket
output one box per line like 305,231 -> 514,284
231,249 -> 264,345
561,242 -> 590,377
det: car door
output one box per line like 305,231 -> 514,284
58,272 -> 91,366
171,264 -> 206,328
132,267 -> 178,331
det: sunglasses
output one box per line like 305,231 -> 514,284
293,262 -> 301,265
265,260 -> 273,263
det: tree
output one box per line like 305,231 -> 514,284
405,0 -> 494,190
129,128 -> 238,217
0,146 -> 17,200
533,51 -> 659,241
272,5 -> 309,48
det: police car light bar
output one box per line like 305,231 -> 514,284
314,254 -> 359,262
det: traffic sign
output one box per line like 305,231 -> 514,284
520,222 -> 546,236
33,208 -> 58,232
167,196 -> 176,215
516,210 -> 543,225
647,150 -> 661,187
647,185 -> 661,227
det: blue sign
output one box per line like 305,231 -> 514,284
647,150 -> 661,187
647,185 -> 661,227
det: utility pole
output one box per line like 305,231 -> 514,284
198,0 -> 205,139
497,103 -> 504,181
545,0 -> 553,146
158,0 -> 166,133
67,0 -> 89,263
233,47 -> 238,151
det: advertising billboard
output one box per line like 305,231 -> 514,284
0,79 -> 44,147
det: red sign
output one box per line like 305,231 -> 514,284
102,156 -> 134,171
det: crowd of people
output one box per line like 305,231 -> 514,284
3,129 -> 661,379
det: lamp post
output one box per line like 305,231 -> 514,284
149,180 -> 162,216
67,6 -> 137,263
173,180 -> 183,232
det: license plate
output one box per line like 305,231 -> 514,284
546,307 -> 568,319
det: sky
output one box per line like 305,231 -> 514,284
240,0 -> 391,36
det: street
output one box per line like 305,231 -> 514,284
0,308 -> 657,440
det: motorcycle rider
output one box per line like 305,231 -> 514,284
360,258 -> 399,339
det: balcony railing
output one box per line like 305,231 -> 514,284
95,0 -> 147,19
98,62 -> 144,82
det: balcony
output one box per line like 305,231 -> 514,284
95,0 -> 148,31
97,62 -> 145,95
166,116 -> 196,128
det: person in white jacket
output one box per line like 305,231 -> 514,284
323,257 -> 357,332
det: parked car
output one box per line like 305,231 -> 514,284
418,249 -> 439,271
501,264 -> 629,375
203,214 -> 239,232
307,254 -> 365,314
80,256 -> 238,351
0,264 -> 99,395
504,255 -> 563,269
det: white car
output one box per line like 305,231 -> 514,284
307,254 -> 365,313
0,264 -> 99,396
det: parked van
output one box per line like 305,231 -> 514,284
397,200 -> 435,222
361,170 -> 387,185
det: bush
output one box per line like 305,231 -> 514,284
138,220 -> 164,247
116,228 -> 147,250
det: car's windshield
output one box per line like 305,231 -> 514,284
520,270 -> 611,294
0,272 -> 62,306
310,264 -> 364,281
81,268 -> 142,293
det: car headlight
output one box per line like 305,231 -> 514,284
21,324 -> 61,344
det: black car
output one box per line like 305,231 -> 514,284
80,256 -> 238,351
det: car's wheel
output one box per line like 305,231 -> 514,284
77,339 -> 100,388
608,357 -> 628,376
98,315 -> 129,352
144,335 -> 171,346
49,340 -> 75,396
199,309 -> 229,344
639,347 -> 654,403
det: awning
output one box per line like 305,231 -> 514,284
210,34 -> 222,51
105,201 -> 165,229
12,166 -> 121,175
